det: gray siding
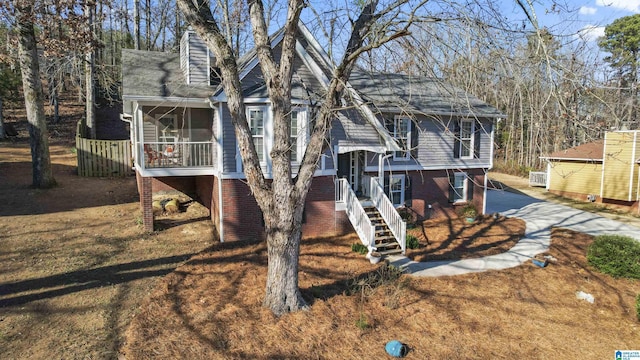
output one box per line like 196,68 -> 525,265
331,108 -> 384,151
221,106 -> 238,173
366,115 -> 493,169
180,32 -> 188,80
181,32 -> 210,85
291,49 -> 324,100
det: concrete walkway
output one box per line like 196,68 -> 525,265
389,189 -> 640,277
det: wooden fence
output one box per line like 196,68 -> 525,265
76,120 -> 132,177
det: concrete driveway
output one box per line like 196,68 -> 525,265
389,189 -> 640,277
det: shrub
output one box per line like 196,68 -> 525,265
587,235 -> 640,279
351,243 -> 368,255
636,294 -> 640,321
355,314 -> 370,330
406,235 -> 420,249
458,203 -> 477,219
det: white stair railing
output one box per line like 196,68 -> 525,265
336,178 -> 376,251
370,177 -> 407,254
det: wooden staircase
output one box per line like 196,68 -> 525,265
364,206 -> 403,256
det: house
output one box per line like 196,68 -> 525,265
541,130 -> 640,211
121,23 -> 503,254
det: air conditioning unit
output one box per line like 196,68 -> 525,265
586,194 -> 597,202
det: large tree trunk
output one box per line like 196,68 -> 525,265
263,214 -> 306,313
15,2 -> 56,188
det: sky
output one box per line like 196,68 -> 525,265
530,0 -> 640,42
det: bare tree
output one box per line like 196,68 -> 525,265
85,0 -> 96,138
134,0 -> 141,50
15,0 -> 55,188
178,0 -> 418,315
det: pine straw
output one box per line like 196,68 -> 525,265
122,228 -> 640,359
407,215 -> 526,261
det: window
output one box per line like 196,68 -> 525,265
389,174 -> 405,206
459,119 -> 474,159
290,110 -> 299,162
392,116 -> 411,160
450,172 -> 473,203
248,108 -> 265,162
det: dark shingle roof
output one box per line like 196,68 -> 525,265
542,140 -> 604,161
348,71 -> 504,118
122,49 -> 213,99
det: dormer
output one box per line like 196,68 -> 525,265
180,29 -> 220,86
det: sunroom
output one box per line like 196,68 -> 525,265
128,103 -> 217,175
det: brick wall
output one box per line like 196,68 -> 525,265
150,176 -> 197,196
220,178 -> 265,241
405,169 -> 485,220
195,175 -> 218,234
302,176 -> 352,238
135,171 -> 154,232
219,176 -> 351,242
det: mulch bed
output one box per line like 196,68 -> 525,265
406,215 -> 526,261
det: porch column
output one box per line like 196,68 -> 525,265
140,176 -> 154,232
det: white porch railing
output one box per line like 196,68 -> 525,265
336,178 -> 376,251
529,171 -> 547,187
370,177 -> 407,254
143,142 -> 214,168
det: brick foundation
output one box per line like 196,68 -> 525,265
134,170 -> 487,241
136,173 -> 154,232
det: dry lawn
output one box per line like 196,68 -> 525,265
0,142 -> 214,359
123,229 -> 640,359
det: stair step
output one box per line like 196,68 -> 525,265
378,248 -> 403,256
374,241 -> 399,249
375,235 -> 396,241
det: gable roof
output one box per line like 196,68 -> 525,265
541,139 -> 604,161
348,71 -> 505,118
121,49 -> 212,101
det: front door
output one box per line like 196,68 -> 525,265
389,174 -> 404,206
337,151 -> 363,193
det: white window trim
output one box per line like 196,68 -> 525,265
393,115 -> 411,161
290,107 -> 309,164
389,174 -> 405,207
246,106 -> 268,165
453,172 -> 468,203
459,119 -> 475,160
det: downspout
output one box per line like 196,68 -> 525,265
484,118 -> 499,215
210,99 -> 224,242
378,153 -> 393,181
119,114 -> 134,170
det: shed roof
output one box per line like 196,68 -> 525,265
541,139 -> 604,161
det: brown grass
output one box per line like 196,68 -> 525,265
123,228 -> 640,359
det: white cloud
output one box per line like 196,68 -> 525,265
596,0 -> 640,13
577,25 -> 606,41
579,6 -> 597,15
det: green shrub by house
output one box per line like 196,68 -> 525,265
587,235 -> 640,279
636,294 -> 640,321
351,243 -> 368,255
406,234 -> 420,249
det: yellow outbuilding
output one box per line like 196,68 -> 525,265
541,131 -> 639,212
